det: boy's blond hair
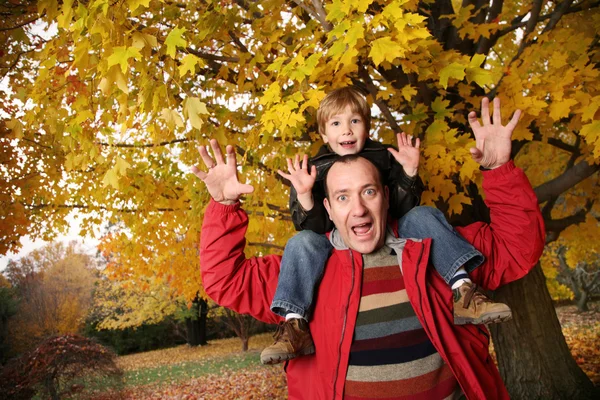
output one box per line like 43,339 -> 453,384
317,87 -> 371,136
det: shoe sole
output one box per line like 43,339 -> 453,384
260,345 -> 316,365
454,310 -> 512,325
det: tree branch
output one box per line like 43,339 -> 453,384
534,161 -> 599,204
544,200 -> 593,243
357,66 -> 402,133
248,242 -> 285,250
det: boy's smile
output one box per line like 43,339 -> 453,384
322,105 -> 368,156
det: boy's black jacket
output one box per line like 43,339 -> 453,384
290,138 -> 424,233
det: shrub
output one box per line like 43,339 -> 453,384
0,334 -> 123,400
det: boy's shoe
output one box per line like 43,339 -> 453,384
260,318 -> 315,365
453,282 -> 512,325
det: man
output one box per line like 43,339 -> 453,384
193,98 -> 545,399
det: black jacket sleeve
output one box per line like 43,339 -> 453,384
386,158 -> 424,220
289,182 -> 333,234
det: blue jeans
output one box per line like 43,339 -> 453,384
270,206 -> 484,319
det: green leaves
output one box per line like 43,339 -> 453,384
165,27 -> 188,58
439,62 -> 466,89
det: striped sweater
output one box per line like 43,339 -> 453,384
344,246 -> 461,400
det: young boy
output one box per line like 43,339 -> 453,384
260,87 -> 511,365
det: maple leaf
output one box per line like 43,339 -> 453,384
165,26 -> 187,58
549,98 -> 578,121
107,46 -> 142,74
184,97 -> 209,130
369,37 -> 405,66
448,192 -> 472,216
439,62 -> 466,89
179,54 -> 201,77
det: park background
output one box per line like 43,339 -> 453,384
1,0 -> 599,398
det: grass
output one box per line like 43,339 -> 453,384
122,350 -> 263,386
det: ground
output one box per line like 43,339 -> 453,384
90,303 -> 599,399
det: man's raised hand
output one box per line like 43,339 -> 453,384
191,139 -> 254,205
468,97 -> 521,169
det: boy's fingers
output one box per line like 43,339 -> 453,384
302,154 -> 309,170
277,170 -> 291,180
294,154 -> 300,170
310,165 -> 316,176
415,138 -> 420,149
286,157 -> 294,172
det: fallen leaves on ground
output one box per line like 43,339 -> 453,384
558,303 -> 600,385
117,333 -> 274,371
95,366 -> 286,399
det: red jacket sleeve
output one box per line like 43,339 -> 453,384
456,161 -> 545,290
199,200 -> 283,324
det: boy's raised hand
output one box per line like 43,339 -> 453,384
277,154 -> 317,210
468,97 -> 521,169
387,132 -> 420,177
191,139 -> 254,205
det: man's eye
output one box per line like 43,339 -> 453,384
365,189 -> 375,195
337,195 -> 347,201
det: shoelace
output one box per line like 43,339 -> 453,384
463,284 -> 492,309
272,321 -> 299,346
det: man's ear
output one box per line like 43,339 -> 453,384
323,197 -> 332,219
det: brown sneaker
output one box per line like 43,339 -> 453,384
453,282 -> 512,325
260,318 -> 315,365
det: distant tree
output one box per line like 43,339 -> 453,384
210,305 -> 258,352
6,242 -> 97,352
0,334 -> 123,400
0,275 -> 18,364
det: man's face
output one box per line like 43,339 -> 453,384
321,105 -> 368,156
323,158 -> 388,254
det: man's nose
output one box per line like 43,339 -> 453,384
350,198 -> 368,216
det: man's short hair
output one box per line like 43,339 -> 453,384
323,155 -> 384,199
317,87 -> 371,136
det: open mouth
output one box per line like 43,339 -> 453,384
340,140 -> 357,148
351,222 -> 373,236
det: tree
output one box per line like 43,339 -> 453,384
5,241 -> 97,352
0,334 -> 123,400
541,215 -> 600,311
0,275 -> 18,364
2,0 -> 599,397
210,305 -> 258,352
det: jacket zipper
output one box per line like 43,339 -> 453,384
414,242 -> 470,399
332,250 -> 356,399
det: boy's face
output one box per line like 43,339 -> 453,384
322,105 -> 368,156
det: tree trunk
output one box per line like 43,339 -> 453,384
185,297 -> 208,346
198,298 -> 208,346
490,263 -> 598,399
241,337 -> 249,352
576,291 -> 589,312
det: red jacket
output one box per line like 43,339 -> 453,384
199,161 -> 545,400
